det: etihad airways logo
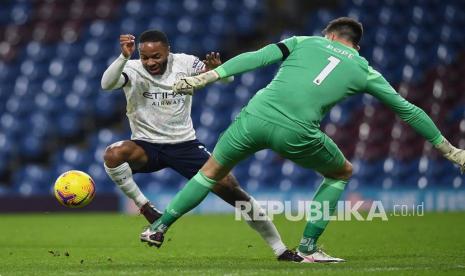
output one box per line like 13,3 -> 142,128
143,91 -> 186,106
143,70 -> 188,106
142,91 -> 184,100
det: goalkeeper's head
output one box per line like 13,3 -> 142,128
138,29 -> 170,75
323,17 -> 363,51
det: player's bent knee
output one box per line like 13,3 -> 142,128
103,142 -> 133,167
324,160 -> 353,180
104,147 -> 124,167
343,161 -> 353,179
337,161 -> 353,180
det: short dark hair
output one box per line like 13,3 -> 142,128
322,17 -> 363,46
139,29 -> 169,45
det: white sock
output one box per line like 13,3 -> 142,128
242,197 -> 287,256
104,162 -> 148,208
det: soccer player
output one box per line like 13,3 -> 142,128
144,18 -> 465,263
100,30 -> 298,261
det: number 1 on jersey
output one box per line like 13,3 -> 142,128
313,56 -> 340,86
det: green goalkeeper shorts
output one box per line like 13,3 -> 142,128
212,111 -> 346,174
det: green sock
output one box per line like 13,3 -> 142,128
299,177 -> 348,253
150,172 -> 216,232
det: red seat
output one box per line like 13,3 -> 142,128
32,21 -> 61,42
61,20 -> 83,43
4,24 -> 31,46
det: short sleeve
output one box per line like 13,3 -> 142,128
189,56 -> 206,76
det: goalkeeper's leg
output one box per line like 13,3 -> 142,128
147,156 -> 229,234
298,160 -> 352,256
289,134 -> 352,256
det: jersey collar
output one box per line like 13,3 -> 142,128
331,40 -> 359,56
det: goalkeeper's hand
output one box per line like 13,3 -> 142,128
443,148 -> 465,173
173,70 -> 220,95
435,138 -> 465,173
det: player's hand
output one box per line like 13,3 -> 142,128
120,34 -> 136,59
173,71 -> 220,95
202,52 -> 222,71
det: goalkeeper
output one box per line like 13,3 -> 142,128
144,17 -> 465,263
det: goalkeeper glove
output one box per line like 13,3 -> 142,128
435,138 -> 465,173
173,70 -> 220,95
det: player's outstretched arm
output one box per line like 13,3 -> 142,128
366,67 -> 465,172
202,52 -> 234,84
173,37 -> 298,94
101,34 -> 135,90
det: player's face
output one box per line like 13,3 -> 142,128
139,42 -> 169,75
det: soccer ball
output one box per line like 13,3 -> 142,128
54,170 -> 96,208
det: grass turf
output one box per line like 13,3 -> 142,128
0,212 -> 464,275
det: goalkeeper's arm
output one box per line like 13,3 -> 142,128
173,39 -> 295,93
213,42 -> 288,79
212,36 -> 299,79
366,67 -> 465,171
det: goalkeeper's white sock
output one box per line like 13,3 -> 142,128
104,162 -> 148,208
242,197 -> 287,256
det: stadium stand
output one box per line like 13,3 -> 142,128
0,0 -> 464,197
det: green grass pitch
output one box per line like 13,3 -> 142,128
0,212 -> 464,275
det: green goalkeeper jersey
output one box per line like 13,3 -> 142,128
214,36 -> 443,145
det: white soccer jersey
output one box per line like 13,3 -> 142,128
121,53 -> 205,144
